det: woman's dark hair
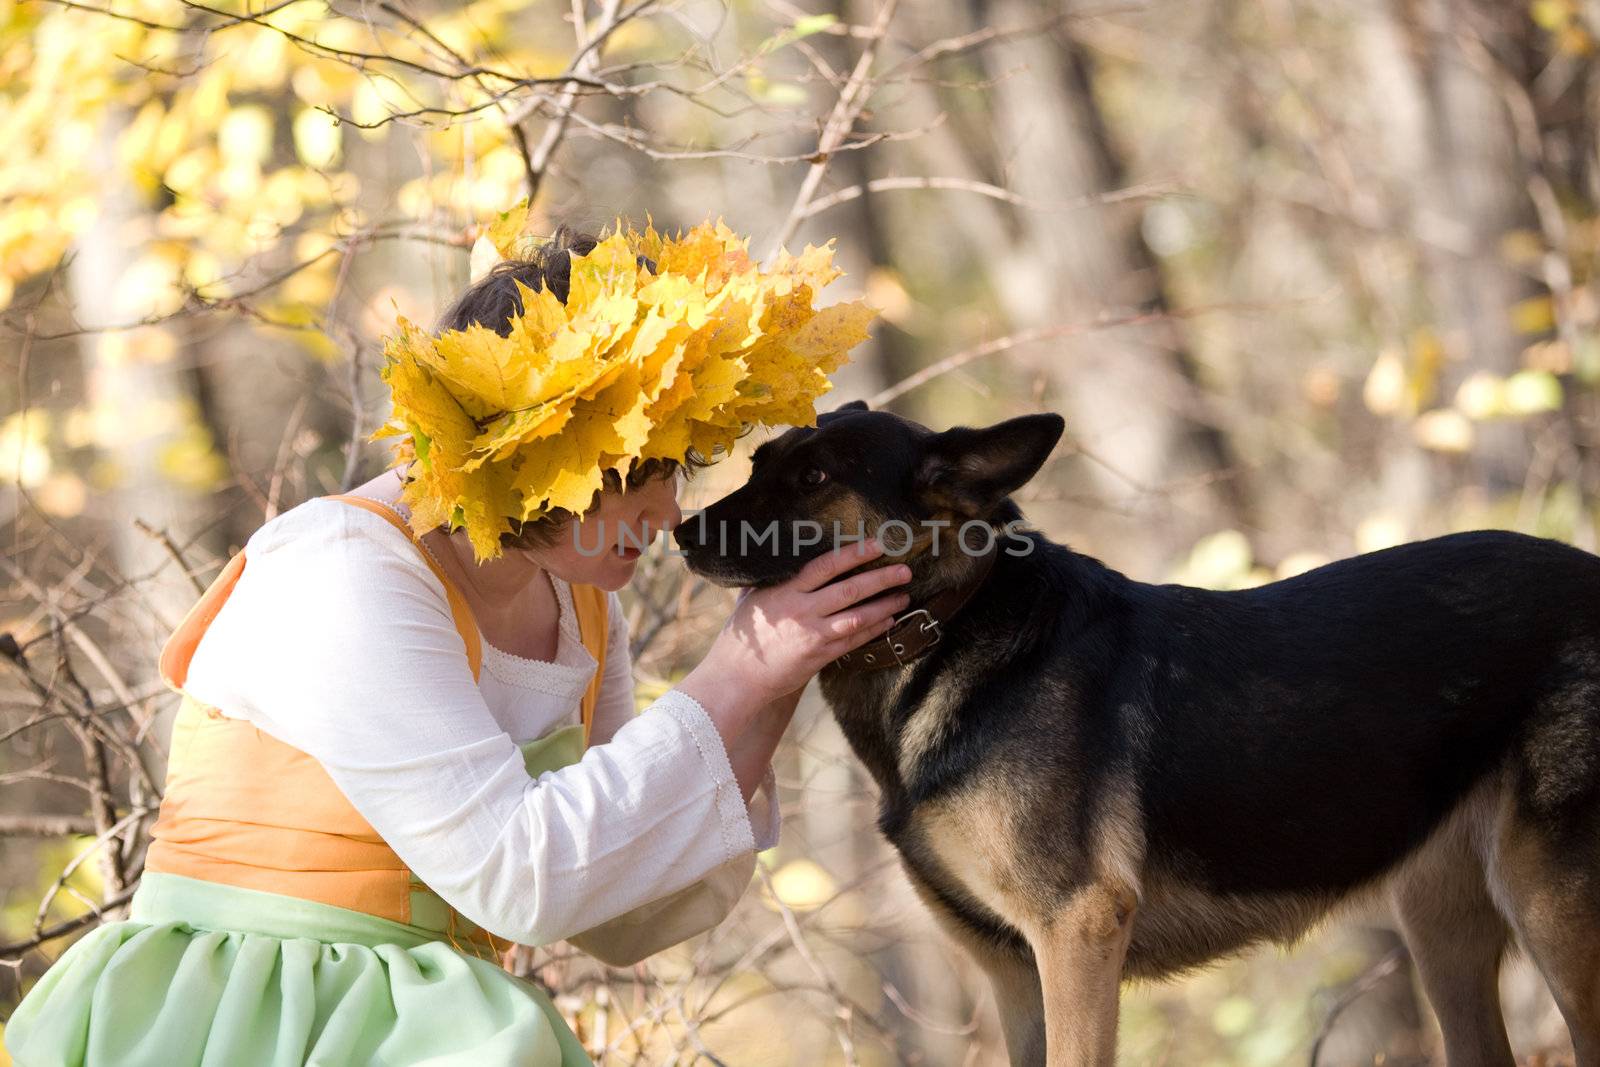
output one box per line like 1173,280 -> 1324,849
434,225 -> 612,327
411,224 -> 711,552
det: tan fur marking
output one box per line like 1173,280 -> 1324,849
916,775 -> 1050,932
1088,778 -> 1146,902
897,687 -> 960,785
1388,781 -> 1514,1067
1489,787 -> 1600,1063
1028,882 -> 1137,1067
900,862 -> 1045,1067
811,494 -> 876,548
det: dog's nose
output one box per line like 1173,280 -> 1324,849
673,515 -> 706,552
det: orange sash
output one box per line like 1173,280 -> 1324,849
144,494 -> 608,953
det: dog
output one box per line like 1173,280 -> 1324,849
673,400 -> 1600,1067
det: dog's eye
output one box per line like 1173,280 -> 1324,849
800,467 -> 828,488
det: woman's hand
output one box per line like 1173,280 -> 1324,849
677,539 -> 912,795
686,538 -> 912,710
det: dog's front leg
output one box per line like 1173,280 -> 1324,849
984,950 -> 1047,1067
1026,881 -> 1137,1067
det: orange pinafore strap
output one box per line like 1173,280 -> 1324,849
324,494 -> 484,684
321,494 -> 608,743
157,493 -> 481,689
159,551 -> 249,693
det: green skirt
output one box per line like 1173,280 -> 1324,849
4,872 -> 592,1067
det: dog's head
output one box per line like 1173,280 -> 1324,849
674,401 -> 1064,588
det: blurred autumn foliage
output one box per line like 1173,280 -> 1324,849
3,0 -> 1599,1064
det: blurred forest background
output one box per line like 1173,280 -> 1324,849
2,0 -> 1598,1063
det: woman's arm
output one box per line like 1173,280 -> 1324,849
183,502 -> 904,949
184,502 -> 756,947
675,540 -> 911,797
589,589 -> 782,842
564,598 -> 792,966
721,684 -> 802,804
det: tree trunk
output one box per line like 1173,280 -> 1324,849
70,111 -> 217,655
975,0 -> 1245,571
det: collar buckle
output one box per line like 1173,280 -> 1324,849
888,608 -> 940,664
833,542 -> 996,673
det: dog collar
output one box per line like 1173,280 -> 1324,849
832,538 -> 1000,673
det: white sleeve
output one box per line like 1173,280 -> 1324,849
558,586 -> 784,965
180,498 -> 761,947
564,850 -> 757,967
591,588 -> 780,851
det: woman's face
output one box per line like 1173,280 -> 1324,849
531,468 -> 684,592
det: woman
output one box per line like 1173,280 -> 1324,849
5,227 -> 909,1066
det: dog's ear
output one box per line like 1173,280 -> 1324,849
818,398 -> 869,426
913,413 -> 1065,515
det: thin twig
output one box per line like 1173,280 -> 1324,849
868,298 -> 1324,407
0,885 -> 138,960
1307,946 -> 1407,1067
799,175 -> 1179,220
767,0 -> 901,259
0,814 -> 99,837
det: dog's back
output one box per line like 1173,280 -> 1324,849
1132,530 -> 1600,896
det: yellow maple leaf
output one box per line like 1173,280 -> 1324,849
486,199 -> 531,259
427,323 -> 539,416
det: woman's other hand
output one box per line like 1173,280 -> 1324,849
676,539 -> 912,795
685,538 -> 912,709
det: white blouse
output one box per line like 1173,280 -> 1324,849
180,493 -> 779,953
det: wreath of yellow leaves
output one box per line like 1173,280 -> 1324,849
370,214 -> 879,562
